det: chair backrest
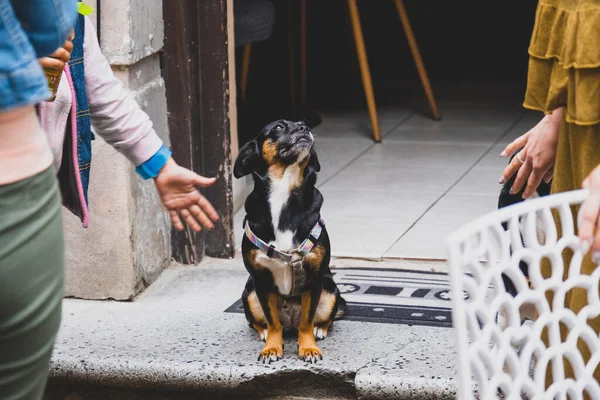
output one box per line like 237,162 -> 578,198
446,189 -> 599,400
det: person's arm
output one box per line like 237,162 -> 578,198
82,17 -> 163,165
11,0 -> 77,57
80,17 -> 218,231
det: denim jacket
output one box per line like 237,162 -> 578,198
0,0 -> 77,111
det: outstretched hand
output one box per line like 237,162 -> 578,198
154,158 -> 219,232
499,108 -> 562,199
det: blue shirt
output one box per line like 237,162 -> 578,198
0,0 -> 78,111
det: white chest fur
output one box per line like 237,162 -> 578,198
268,163 -> 302,251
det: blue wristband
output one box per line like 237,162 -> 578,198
135,145 -> 172,180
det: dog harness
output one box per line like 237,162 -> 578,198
243,216 -> 325,297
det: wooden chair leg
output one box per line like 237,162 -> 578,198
393,0 -> 440,121
347,0 -> 381,143
300,0 -> 307,105
240,43 -> 252,102
288,0 -> 296,111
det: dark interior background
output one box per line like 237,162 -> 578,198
235,0 -> 539,145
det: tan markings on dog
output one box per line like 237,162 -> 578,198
268,163 -> 286,180
259,292 -> 284,361
297,291 -> 322,361
247,291 -> 266,325
288,158 -> 309,191
267,155 -> 310,190
314,290 -> 337,324
262,139 -> 278,164
247,249 -> 258,264
304,245 -> 326,271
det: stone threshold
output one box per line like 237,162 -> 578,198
45,258 -> 458,399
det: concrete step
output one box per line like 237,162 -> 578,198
44,258 -> 458,399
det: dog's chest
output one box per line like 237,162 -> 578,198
255,253 -> 294,296
279,298 -> 302,328
268,165 -> 302,251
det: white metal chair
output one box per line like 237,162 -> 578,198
446,189 -> 600,400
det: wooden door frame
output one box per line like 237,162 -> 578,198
163,0 -> 235,263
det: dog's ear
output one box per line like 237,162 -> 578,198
307,148 -> 321,173
234,140 -> 259,178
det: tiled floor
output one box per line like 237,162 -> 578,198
234,86 -> 544,260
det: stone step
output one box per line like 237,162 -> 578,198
44,258 -> 458,399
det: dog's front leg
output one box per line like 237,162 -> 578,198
297,287 -> 322,363
256,291 -> 283,363
297,245 -> 328,363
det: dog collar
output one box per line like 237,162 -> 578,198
244,217 -> 325,297
243,217 -> 325,263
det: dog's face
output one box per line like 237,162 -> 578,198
234,120 -> 320,179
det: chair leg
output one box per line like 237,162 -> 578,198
240,43 -> 252,102
288,0 -> 297,111
393,0 -> 440,121
300,0 -> 307,105
347,0 -> 381,143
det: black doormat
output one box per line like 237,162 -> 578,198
224,267 -> 456,328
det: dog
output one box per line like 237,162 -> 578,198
497,148 -> 552,327
233,119 -> 346,364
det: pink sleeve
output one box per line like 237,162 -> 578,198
82,16 -> 163,166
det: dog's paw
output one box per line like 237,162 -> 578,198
313,326 -> 328,340
258,345 -> 283,364
298,345 -> 322,363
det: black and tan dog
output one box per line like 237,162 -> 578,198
234,120 -> 345,364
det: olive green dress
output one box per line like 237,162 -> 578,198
523,0 -> 600,389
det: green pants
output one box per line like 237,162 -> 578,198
0,167 -> 65,400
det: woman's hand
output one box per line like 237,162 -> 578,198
39,31 -> 74,70
499,108 -> 563,198
154,158 -> 220,232
578,165 -> 600,263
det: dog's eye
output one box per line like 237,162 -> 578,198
275,124 -> 284,131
